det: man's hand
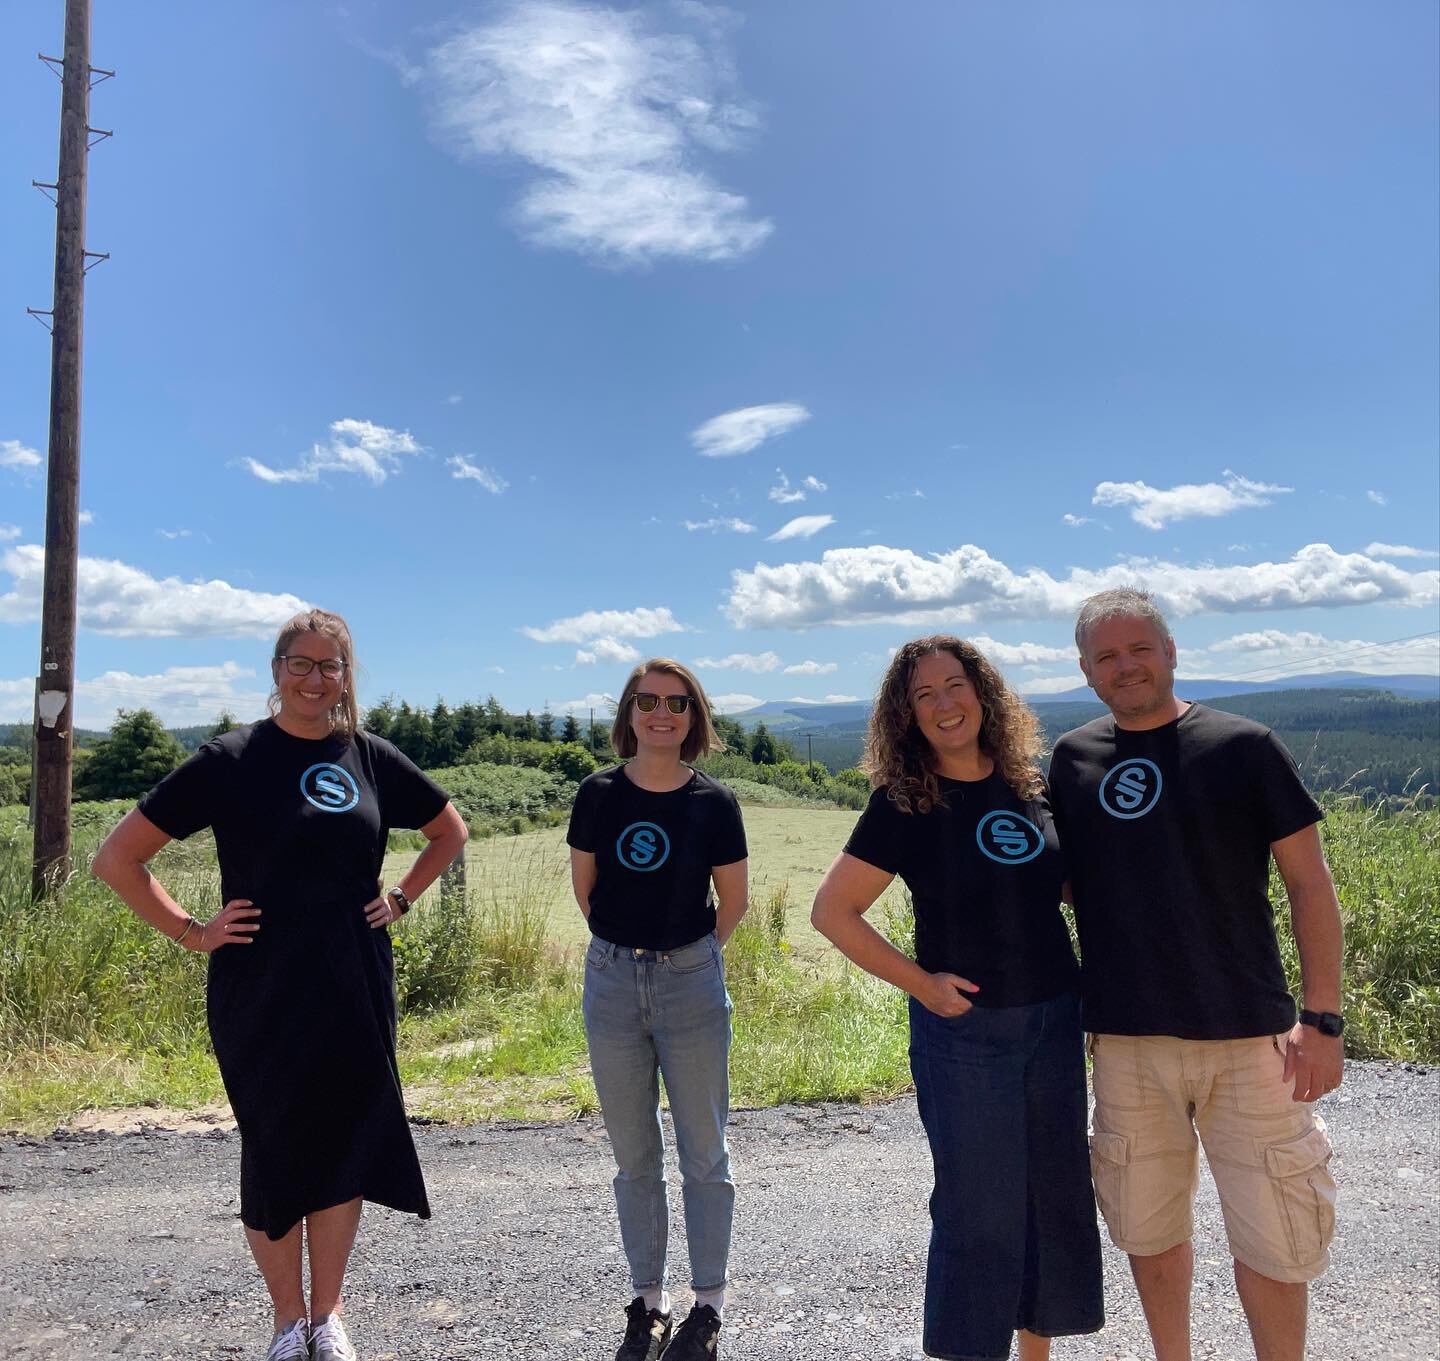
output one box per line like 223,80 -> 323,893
914,972 -> 979,1017
1282,1021 -> 1344,1102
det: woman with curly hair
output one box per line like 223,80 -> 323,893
812,636 -> 1102,1361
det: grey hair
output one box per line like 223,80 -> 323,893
1074,587 -> 1173,652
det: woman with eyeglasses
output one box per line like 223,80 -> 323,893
92,608 -> 468,1361
811,637 -> 1102,1361
567,658 -> 749,1361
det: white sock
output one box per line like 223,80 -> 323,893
642,1287 -> 671,1316
693,1287 -> 725,1317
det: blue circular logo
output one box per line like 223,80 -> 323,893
975,810 -> 1045,865
616,821 -> 670,872
300,762 -> 360,813
1099,758 -> 1163,820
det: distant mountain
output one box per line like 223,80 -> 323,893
1024,672 -> 1439,704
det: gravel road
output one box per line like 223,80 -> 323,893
1,1061 -> 1434,1361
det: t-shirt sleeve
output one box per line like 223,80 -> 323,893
372,737 -> 450,830
1249,729 -> 1324,844
136,741 -> 226,841
842,786 -> 907,875
566,773 -> 602,852
708,783 -> 748,866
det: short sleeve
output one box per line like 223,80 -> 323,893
137,741 -> 227,841
1250,730 -> 1324,844
371,737 -> 450,829
842,786 -> 907,876
708,783 -> 748,866
566,773 -> 602,852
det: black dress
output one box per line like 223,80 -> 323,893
139,720 -> 449,1239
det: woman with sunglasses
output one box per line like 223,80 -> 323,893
93,609 -> 468,1361
811,637 -> 1102,1361
567,658 -> 749,1361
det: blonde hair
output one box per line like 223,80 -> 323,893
610,658 -> 725,763
863,635 -> 1044,812
268,608 -> 359,741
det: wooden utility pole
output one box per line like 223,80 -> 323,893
30,0 -> 109,897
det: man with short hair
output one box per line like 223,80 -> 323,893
1049,587 -> 1343,1361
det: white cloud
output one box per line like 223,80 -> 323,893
157,528 -> 193,540
684,516 -> 756,534
448,455 -> 509,494
555,691 -> 617,716
1366,542 -> 1437,560
767,513 -> 834,542
691,402 -> 810,457
523,605 -> 687,644
885,488 -> 925,501
694,651 -> 781,673
783,659 -> 837,675
1205,629 -> 1440,675
78,510 -> 95,525
426,1 -> 771,266
0,543 -> 308,638
803,475 -> 827,493
1367,490 -> 1388,506
1062,513 -> 1092,527
446,393 -> 464,405
244,418 -> 422,486
724,542 -> 1440,630
1,439 -> 41,471
788,693 -> 860,704
768,470 -> 805,504
0,661 -> 272,729
0,525 -> 21,542
967,635 -> 1073,666
710,691 -> 763,713
1092,470 -> 1292,530
1018,674 -> 1088,696
575,637 -> 643,666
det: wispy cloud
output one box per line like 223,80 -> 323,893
1206,629 -> 1440,677
710,691 -> 763,712
78,510 -> 95,526
684,516 -> 756,533
768,469 -> 828,503
445,393 -> 464,405
1091,470 -> 1292,530
244,418 -> 422,486
0,525 -> 21,543
0,544 -> 308,638
724,542 -> 1440,629
556,690 -> 618,715
783,659 -> 837,675
694,651 -> 781,673
0,661 -> 271,730
1,439 -> 41,472
789,692 -> 859,704
885,488 -> 925,501
767,513 -> 834,542
692,403 -> 810,457
523,605 -> 687,644
968,635 -> 1074,666
448,455 -> 509,494
1366,542 -> 1438,560
1062,513 -> 1092,527
575,637 -> 643,666
1367,489 -> 1388,506
156,528 -> 193,540
426,1 -> 771,266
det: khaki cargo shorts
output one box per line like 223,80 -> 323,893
1088,1033 -> 1336,1283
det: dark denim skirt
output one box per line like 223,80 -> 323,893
909,990 -> 1104,1361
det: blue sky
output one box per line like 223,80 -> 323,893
2,0 -> 1437,729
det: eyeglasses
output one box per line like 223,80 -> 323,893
276,655 -> 347,679
634,691 -> 692,715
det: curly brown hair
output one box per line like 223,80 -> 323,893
862,635 -> 1044,812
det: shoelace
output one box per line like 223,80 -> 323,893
266,1321 -> 310,1361
310,1317 -> 355,1358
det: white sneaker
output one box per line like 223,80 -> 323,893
265,1320 -> 310,1361
309,1314 -> 357,1361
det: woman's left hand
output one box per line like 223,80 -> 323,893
363,892 -> 401,930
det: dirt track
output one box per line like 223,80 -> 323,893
1,1061 -> 1435,1360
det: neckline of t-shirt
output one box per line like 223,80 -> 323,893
936,767 -> 1000,788
263,716 -> 345,747
1111,701 -> 1205,739
619,763 -> 698,796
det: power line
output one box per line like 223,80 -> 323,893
1205,630 -> 1440,685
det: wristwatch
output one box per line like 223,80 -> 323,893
1299,1009 -> 1344,1037
386,885 -> 412,916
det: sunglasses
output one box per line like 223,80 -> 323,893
633,691 -> 693,715
276,655 -> 347,679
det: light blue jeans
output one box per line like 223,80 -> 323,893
582,932 -> 735,1294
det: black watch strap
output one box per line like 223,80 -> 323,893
1299,1008 -> 1344,1037
387,885 -> 412,915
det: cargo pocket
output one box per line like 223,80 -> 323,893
1263,1123 -> 1336,1265
1089,1129 -> 1130,1243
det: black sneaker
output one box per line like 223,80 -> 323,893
665,1304 -> 721,1359
615,1296 -> 672,1361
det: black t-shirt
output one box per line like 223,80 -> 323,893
843,770 -> 1078,1009
139,720 -> 449,913
566,765 -> 748,950
1048,703 -> 1323,1040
